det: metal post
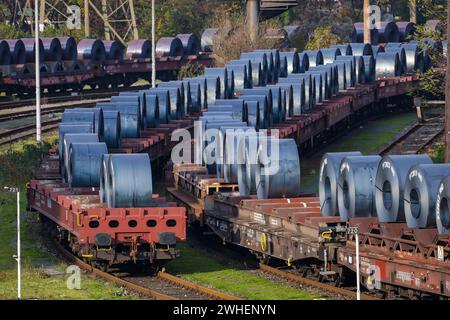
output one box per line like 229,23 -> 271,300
35,0 -> 41,141
101,0 -> 110,40
409,0 -> 417,24
355,233 -> 361,300
16,190 -> 21,300
363,0 -> 371,44
247,0 -> 259,43
129,0 -> 139,40
39,0 -> 45,31
84,0 -> 90,37
151,0 -> 156,88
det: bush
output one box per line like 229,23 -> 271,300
305,26 -> 342,50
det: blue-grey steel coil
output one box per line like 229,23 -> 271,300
217,126 -> 254,179
21,38 -> 44,63
321,48 -> 341,64
102,40 -> 124,60
375,52 -> 401,78
265,85 -> 285,123
349,43 -> 373,56
298,52 -> 310,72
176,34 -> 201,55
67,142 -> 108,188
164,87 -> 182,119
372,45 -> 385,57
246,100 -> 260,130
226,64 -> 249,91
278,55 -> 288,79
337,155 -> 382,222
58,123 -> 93,162
404,164 -> 450,229
63,60 -> 85,72
277,77 -> 305,115
304,50 -> 323,67
193,76 -> 221,107
145,89 -> 171,124
62,133 -> 99,182
248,61 -> 263,86
204,67 -> 233,99
62,110 -> 95,128
239,88 -> 273,123
111,95 -> 146,129
201,28 -> 218,52
401,43 -> 424,73
126,39 -> 151,59
4,39 -> 25,64
362,55 -> 376,82
58,37 -> 77,61
240,52 -> 269,85
77,39 -> 106,63
318,152 -> 363,217
435,177 -> 450,235
105,154 -> 153,208
223,128 -> 258,183
274,83 -> 294,119
314,64 -> 337,97
354,56 -> 365,84
255,49 -> 280,83
97,102 -> 141,138
0,40 -> 10,65
227,60 -> 254,88
377,21 -> 401,43
279,52 -> 299,76
255,138 -> 301,199
47,61 -> 64,73
41,37 -> 62,62
67,108 -> 104,140
384,46 -> 407,74
396,21 -> 416,42
184,77 -> 204,108
141,93 -> 160,128
189,82 -> 202,112
239,95 -> 271,129
331,44 -> 353,56
158,81 -> 186,115
156,37 -> 184,57
306,72 -> 326,102
99,154 -> 111,204
333,62 -> 347,90
102,110 -> 121,148
287,73 -> 314,110
335,56 -> 357,87
206,104 -> 247,122
374,155 -> 432,223
350,23 -> 379,45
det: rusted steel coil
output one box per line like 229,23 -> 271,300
176,34 -> 201,55
68,142 -> 108,188
41,37 -> 62,62
126,39 -> 151,59
58,37 -> 77,61
201,28 -> 218,52
4,39 -> 25,64
404,164 -> 450,229
319,152 -> 362,217
103,40 -> 125,60
375,155 -> 432,223
77,39 -> 106,63
21,38 -> 44,63
0,40 -> 11,65
337,155 -> 382,221
156,37 -> 184,57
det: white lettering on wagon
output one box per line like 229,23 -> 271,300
396,271 -> 414,283
253,212 -> 265,224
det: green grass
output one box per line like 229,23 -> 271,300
166,243 -> 323,300
0,138 -> 141,300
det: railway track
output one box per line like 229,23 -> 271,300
52,239 -> 240,300
0,118 -> 61,146
259,264 -> 380,300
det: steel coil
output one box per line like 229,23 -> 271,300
396,21 -> 416,42
277,77 -> 305,115
156,37 -> 183,57
321,48 -> 341,64
298,52 -> 310,72
106,154 -> 153,208
401,44 -> 424,73
240,52 -> 269,85
126,39 -> 151,59
99,154 -> 111,204
62,133 -> 99,182
67,142 -> 108,188
275,83 -> 294,118
314,64 -> 337,97
349,43 -> 373,56
264,86 -> 284,123
189,82 -> 202,112
145,89 -> 170,124
182,78 -> 199,109
375,52 -> 401,78
58,123 -> 94,162
4,40 -> 25,64
227,60 -> 253,88
404,164 -> 450,228
41,37 -> 62,62
239,88 -> 273,123
255,138 -> 301,199
210,99 -> 248,121
204,67 -> 234,99
103,40 -> 125,60
201,28 -> 218,52
98,102 -> 141,138
111,95 -> 145,129
205,105 -> 247,122
21,38 -> 44,63
350,23 -> 379,45
337,155 -> 382,221
306,72 -> 326,102
155,86 -> 183,119
68,108 -> 104,140
304,50 -> 323,67
0,40 -> 11,65
47,61 -> 64,73
63,60 -> 84,72
226,64 -> 249,91
377,21 -> 401,43
372,45 -> 385,58
435,177 -> 450,235
375,155 -> 433,223
255,49 -> 280,83
77,39 -> 106,63
331,44 -> 352,56
246,100 -> 260,130
384,46 -> 407,74
319,152 -> 362,217
279,52 -> 299,76
287,73 -> 314,110
335,56 -> 356,87
176,34 -> 201,55
158,81 -> 186,114
239,95 -> 270,129
62,110 -> 95,128
58,37 -> 77,61
102,110 -> 121,148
